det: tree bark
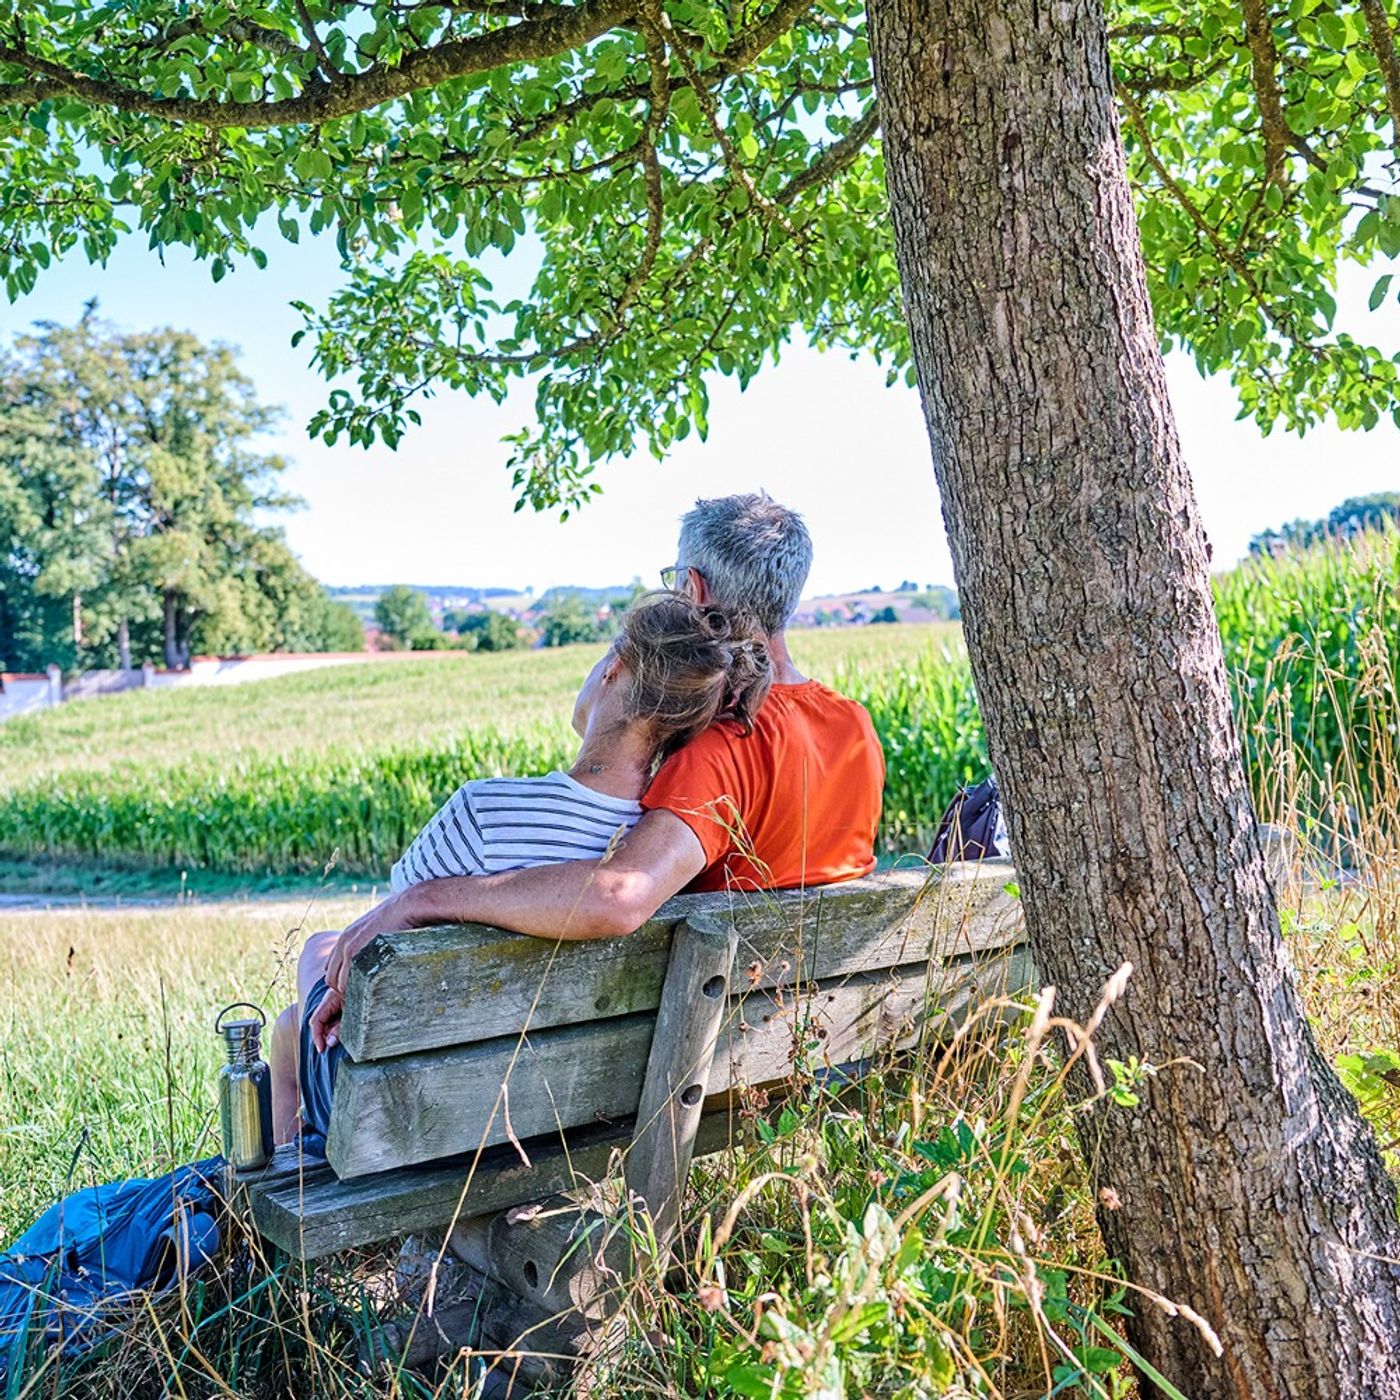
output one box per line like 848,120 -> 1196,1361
866,3 -> 1400,1397
116,617 -> 131,672
162,591 -> 181,670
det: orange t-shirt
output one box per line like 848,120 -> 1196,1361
641,680 -> 885,893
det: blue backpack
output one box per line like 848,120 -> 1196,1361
0,1159 -> 223,1391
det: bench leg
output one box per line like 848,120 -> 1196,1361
623,915 -> 737,1252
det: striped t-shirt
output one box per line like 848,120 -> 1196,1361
389,771 -> 643,893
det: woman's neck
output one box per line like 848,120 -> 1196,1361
568,726 -> 654,799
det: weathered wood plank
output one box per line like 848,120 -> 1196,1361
325,1013 -> 653,1180
623,917 -> 736,1248
248,1110 -> 742,1260
342,863 -> 1022,1060
338,904 -> 688,1062
717,944 -> 1037,1096
326,941 -> 1034,1179
697,858 -> 1021,992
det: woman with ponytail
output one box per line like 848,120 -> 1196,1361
274,591 -> 773,1144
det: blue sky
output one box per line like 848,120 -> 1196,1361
6,228 -> 1397,599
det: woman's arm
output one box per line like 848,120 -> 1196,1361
322,809 -> 707,995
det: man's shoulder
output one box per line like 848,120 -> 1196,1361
764,679 -> 877,730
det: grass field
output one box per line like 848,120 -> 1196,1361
4,531 -> 1396,886
2,857 -> 1394,1398
0,892 -> 362,1235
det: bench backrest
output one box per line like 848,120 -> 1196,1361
325,863 -> 1029,1179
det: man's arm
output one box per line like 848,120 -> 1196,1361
322,808 -> 707,995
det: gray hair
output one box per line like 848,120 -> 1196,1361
677,493 -> 813,635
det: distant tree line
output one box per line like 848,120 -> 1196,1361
1249,493 -> 1400,558
0,308 -> 362,673
374,583 -> 646,651
372,586 -> 526,651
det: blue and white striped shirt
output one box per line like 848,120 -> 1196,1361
390,771 -> 642,892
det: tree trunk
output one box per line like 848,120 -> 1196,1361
116,617 -> 131,671
866,2 -> 1400,1397
162,591 -> 181,669
71,592 -> 83,652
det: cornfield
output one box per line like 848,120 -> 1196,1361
1216,527 -> 1400,841
0,533 -> 1395,876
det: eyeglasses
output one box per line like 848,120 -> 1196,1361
660,564 -> 680,590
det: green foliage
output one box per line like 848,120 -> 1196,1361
536,592 -> 606,647
1217,525 -> 1400,824
371,583 -> 435,647
0,308 -> 356,670
0,401 -> 105,673
1,1 -> 1396,514
306,594 -> 369,652
912,585 -> 960,621
447,607 -> 522,651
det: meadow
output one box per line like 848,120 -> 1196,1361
3,530 -> 1398,881
1,534 -> 1398,1398
1,850 -> 1394,1398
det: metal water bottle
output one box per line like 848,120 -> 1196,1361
215,1003 -> 273,1173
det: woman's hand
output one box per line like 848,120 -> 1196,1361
324,892 -> 411,995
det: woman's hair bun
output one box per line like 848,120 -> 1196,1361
615,591 -> 774,767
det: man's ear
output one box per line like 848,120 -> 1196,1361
602,651 -> 627,684
686,567 -> 711,604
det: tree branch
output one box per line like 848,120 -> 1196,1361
0,0 -> 634,127
1359,0 -> 1400,160
1240,0 -> 1291,180
1117,54 -> 1232,95
777,101 -> 878,204
294,0 -> 341,81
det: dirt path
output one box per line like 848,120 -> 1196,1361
0,889 -> 369,914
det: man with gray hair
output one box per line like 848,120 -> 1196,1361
319,492 -> 885,959
667,492 -> 815,637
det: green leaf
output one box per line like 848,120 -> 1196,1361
826,1300 -> 888,1344
1368,274 -> 1393,313
1076,1344 -> 1123,1374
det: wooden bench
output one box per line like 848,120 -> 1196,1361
244,862 -> 1031,1384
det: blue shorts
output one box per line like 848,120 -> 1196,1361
297,977 -> 347,1156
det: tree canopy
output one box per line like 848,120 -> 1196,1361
2,0 -> 1397,514
0,308 -> 363,670
373,581 -> 437,645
